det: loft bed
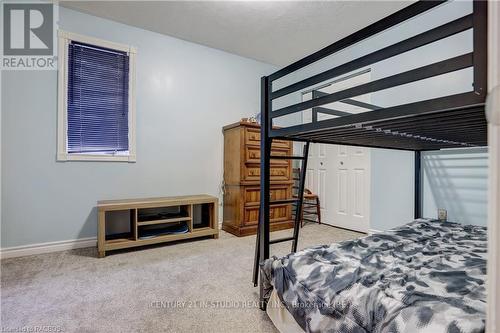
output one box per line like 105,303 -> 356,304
253,1 -> 488,332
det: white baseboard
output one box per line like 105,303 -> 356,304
368,228 -> 381,235
2,219 -> 222,260
1,237 -> 97,259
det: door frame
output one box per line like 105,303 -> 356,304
487,1 -> 499,332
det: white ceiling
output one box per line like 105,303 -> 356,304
60,1 -> 414,66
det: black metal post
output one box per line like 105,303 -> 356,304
258,76 -> 271,310
292,142 -> 310,253
472,0 -> 487,100
414,150 -> 422,219
252,209 -> 260,287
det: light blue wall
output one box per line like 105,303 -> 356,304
422,148 -> 488,226
1,7 -> 276,248
370,149 -> 415,231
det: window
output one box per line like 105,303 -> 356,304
57,31 -> 136,162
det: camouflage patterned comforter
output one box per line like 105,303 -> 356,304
261,219 -> 487,333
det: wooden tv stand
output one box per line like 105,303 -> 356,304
97,195 -> 219,258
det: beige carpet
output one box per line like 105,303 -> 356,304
1,224 -> 363,333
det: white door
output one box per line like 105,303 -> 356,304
331,145 -> 370,232
302,71 -> 371,233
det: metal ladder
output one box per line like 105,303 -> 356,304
252,141 -> 310,288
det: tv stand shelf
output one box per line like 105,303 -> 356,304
137,216 -> 192,226
97,195 -> 218,258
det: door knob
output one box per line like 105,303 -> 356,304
340,161 -> 344,165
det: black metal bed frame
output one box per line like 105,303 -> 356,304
253,0 -> 487,309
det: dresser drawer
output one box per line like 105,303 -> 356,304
244,164 -> 290,182
245,128 -> 291,149
243,205 -> 290,226
245,128 -> 261,146
245,146 -> 290,164
243,185 -> 291,206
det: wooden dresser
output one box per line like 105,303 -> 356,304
222,121 -> 294,236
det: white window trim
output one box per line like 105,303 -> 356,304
57,30 -> 137,162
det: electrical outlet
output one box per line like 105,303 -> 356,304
438,209 -> 447,222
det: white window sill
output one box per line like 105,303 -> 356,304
57,153 -> 136,162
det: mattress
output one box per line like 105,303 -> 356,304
267,289 -> 305,333
261,219 -> 487,333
